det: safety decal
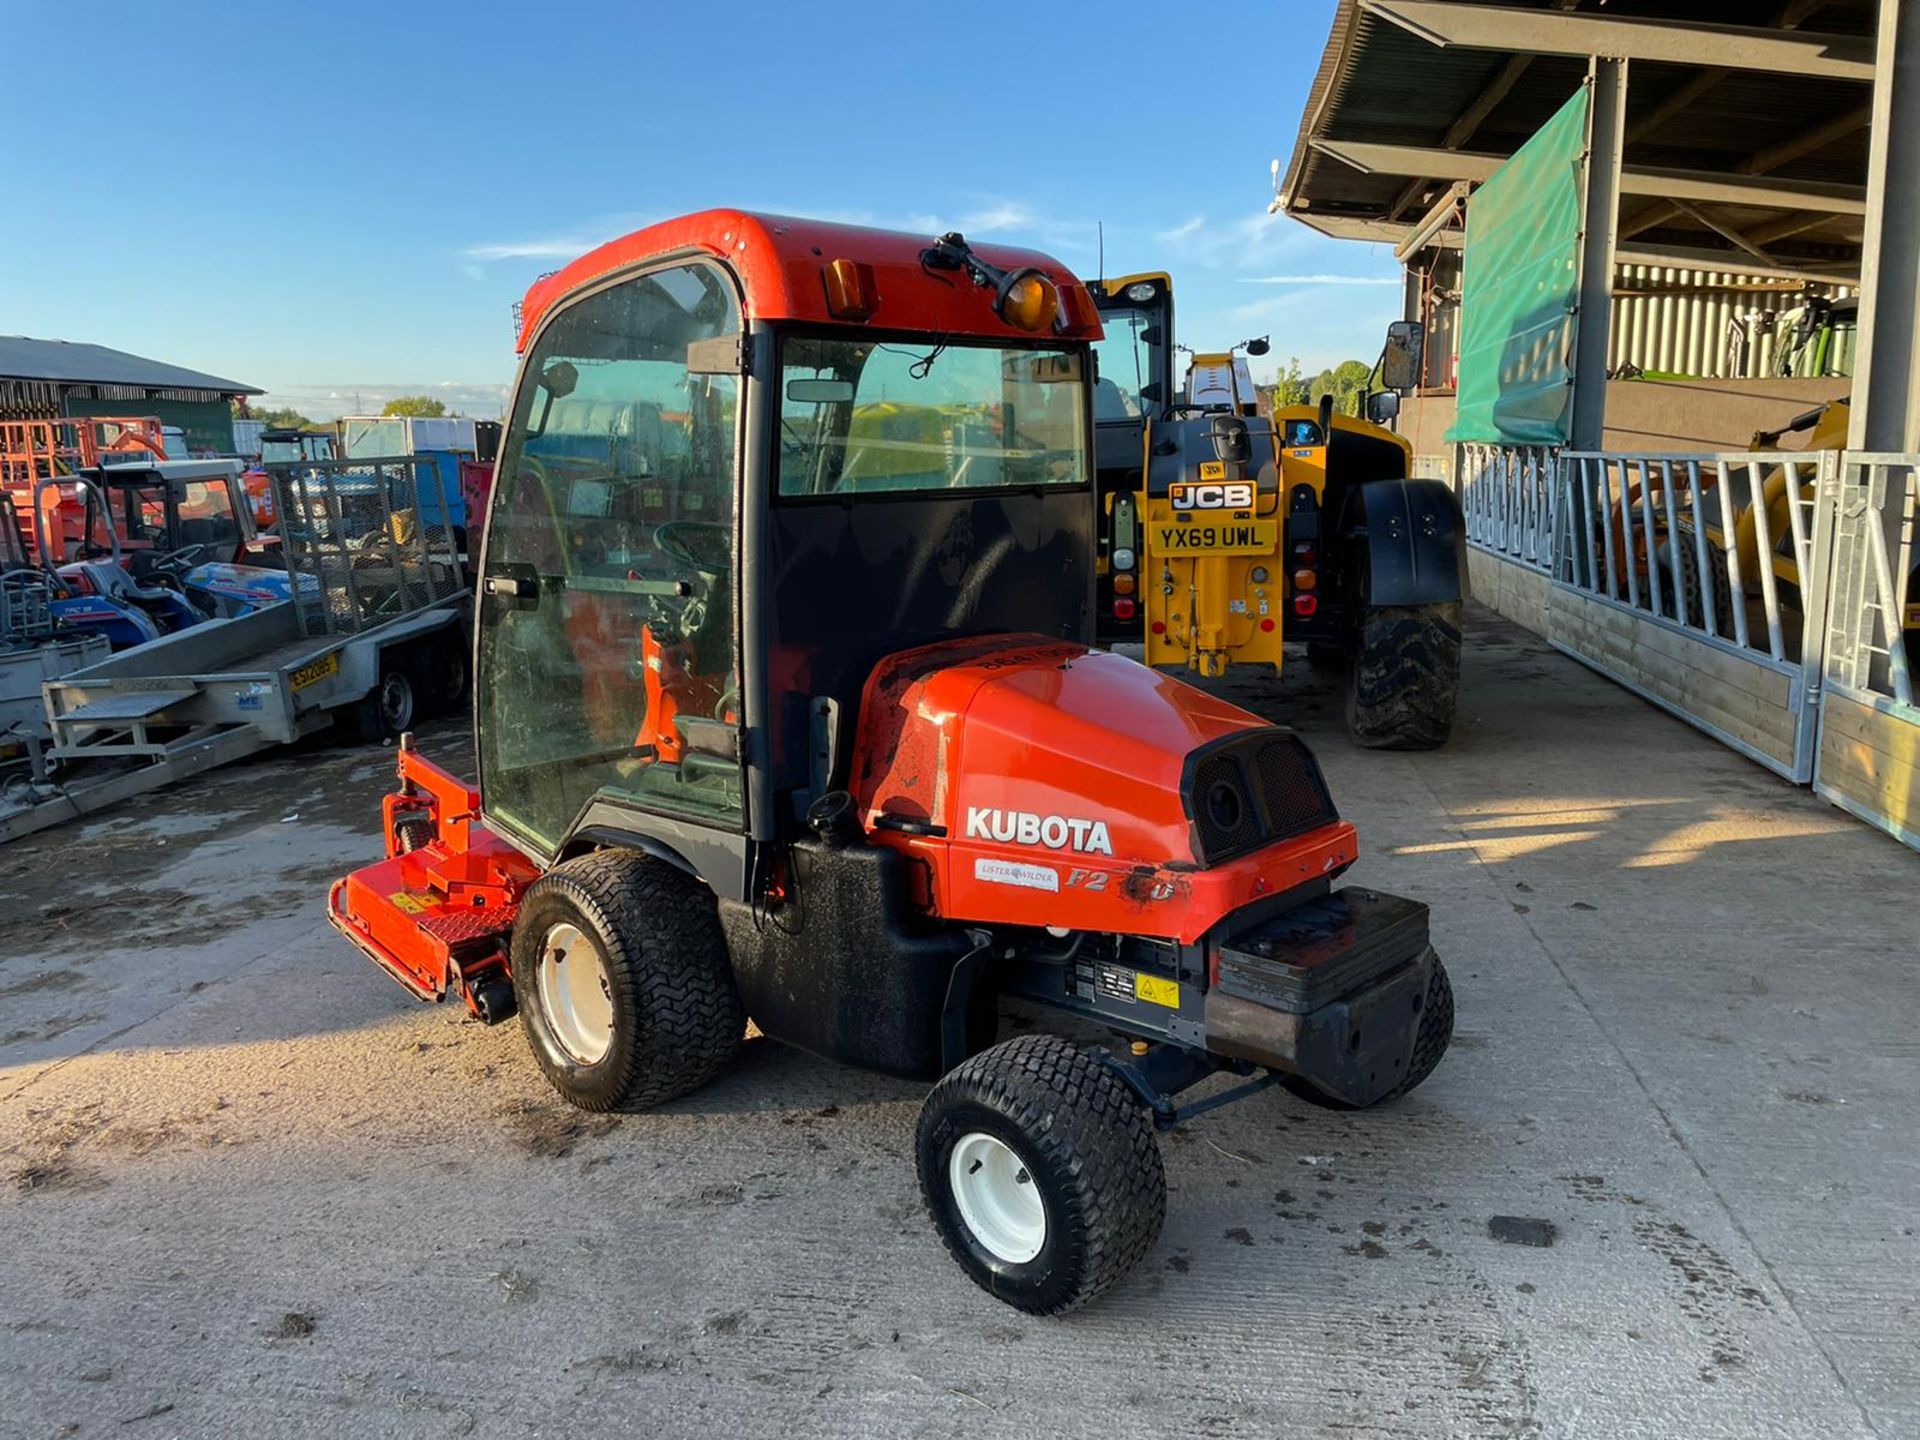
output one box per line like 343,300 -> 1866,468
973,858 -> 1059,892
388,892 -> 428,915
1133,972 -> 1180,1008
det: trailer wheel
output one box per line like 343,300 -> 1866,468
421,634 -> 471,716
1345,602 -> 1461,750
350,657 -> 418,742
915,1034 -> 1165,1315
511,850 -> 743,1112
1283,951 -> 1455,1111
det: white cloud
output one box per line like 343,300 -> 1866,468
257,380 -> 511,422
460,210 -> 659,265
462,236 -> 601,261
1154,209 -> 1317,272
457,198 -> 1094,271
1239,273 -> 1399,286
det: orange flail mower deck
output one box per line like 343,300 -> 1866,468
328,744 -> 539,1015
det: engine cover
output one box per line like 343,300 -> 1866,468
848,635 -> 1357,942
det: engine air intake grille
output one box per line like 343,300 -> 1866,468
1181,729 -> 1338,867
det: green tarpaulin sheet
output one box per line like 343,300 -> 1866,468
1446,85 -> 1590,445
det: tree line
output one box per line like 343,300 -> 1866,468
1264,356 -> 1373,417
234,395 -> 451,429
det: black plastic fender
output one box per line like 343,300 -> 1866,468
1348,478 -> 1468,608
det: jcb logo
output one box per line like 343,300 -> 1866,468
1170,481 -> 1253,511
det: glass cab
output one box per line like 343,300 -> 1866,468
477,262 -> 744,856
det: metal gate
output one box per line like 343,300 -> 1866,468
1814,453 -> 1920,846
1550,449 -> 1833,782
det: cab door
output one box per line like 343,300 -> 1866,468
1088,275 -> 1174,645
475,261 -> 745,857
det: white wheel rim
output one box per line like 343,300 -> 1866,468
949,1131 -> 1046,1264
535,922 -> 614,1065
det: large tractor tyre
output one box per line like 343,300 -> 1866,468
915,1034 -> 1166,1315
1282,952 -> 1456,1111
1345,602 -> 1462,750
1305,642 -> 1348,673
1661,538 -> 1737,640
511,850 -> 744,1113
350,653 -> 419,743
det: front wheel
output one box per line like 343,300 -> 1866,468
511,850 -> 743,1112
1346,602 -> 1462,750
916,1034 -> 1165,1315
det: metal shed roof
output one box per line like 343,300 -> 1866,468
1281,0 -> 1878,281
0,335 -> 261,395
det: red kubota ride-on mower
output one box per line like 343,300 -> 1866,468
329,211 -> 1454,1313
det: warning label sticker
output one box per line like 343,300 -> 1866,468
974,857 -> 1059,892
1134,972 -> 1180,1008
1096,964 -> 1181,1009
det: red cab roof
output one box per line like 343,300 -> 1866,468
514,208 -> 1101,352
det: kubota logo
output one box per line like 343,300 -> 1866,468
965,806 -> 1113,855
1170,481 -> 1254,510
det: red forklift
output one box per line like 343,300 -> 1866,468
329,211 -> 1454,1314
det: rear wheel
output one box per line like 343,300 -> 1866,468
1283,952 -> 1455,1111
512,850 -> 743,1112
1305,641 -> 1347,673
916,1034 -> 1165,1315
1346,602 -> 1461,750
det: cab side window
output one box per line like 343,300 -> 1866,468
477,263 -> 743,853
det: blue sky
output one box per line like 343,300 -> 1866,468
2,0 -> 1401,420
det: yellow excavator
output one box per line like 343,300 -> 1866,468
1088,273 -> 1466,748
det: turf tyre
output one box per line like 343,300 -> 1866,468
512,850 -> 742,1112
916,1034 -> 1165,1315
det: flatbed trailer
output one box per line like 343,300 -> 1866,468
0,456 -> 471,844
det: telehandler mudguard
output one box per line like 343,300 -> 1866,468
1350,477 -> 1469,608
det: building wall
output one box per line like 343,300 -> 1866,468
1407,255 -> 1853,386
1401,375 -> 1852,457
61,396 -> 237,456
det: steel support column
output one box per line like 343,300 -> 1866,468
1570,58 -> 1626,453
1849,0 -> 1920,454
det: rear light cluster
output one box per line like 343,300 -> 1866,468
1183,729 -> 1340,866
1291,540 -> 1318,618
1112,545 -> 1137,621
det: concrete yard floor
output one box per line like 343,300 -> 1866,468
1,604 -> 1914,1439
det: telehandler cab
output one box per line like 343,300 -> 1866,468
1088,275 -> 1466,748
330,212 -> 1455,1314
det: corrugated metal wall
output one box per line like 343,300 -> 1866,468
1418,261 -> 1855,388
1609,267 -> 1855,380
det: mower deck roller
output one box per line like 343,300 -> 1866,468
329,210 -> 1454,1314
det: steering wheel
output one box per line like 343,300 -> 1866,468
149,543 -> 209,577
652,520 -> 731,573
